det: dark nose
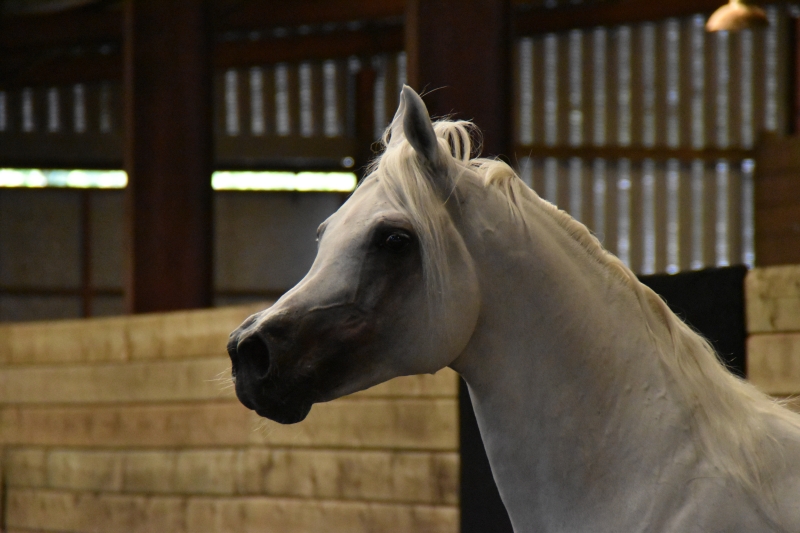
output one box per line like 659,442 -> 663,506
232,333 -> 271,379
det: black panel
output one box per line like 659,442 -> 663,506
459,379 -> 514,533
458,266 -> 749,531
639,266 -> 747,378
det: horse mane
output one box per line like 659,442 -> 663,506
368,116 -> 800,517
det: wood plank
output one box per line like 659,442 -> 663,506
755,134 -> 800,173
0,358 -> 232,404
6,489 -> 188,533
513,144 -> 754,163
747,333 -> 800,395
755,171 -> 800,210
0,50 -> 121,89
0,132 -> 121,169
0,359 -> 457,404
745,266 -> 800,333
187,496 -> 457,533
5,448 -> 458,505
6,489 -> 457,533
215,135 -> 358,171
754,205 -> 800,266
0,303 -> 268,366
754,136 -> 800,266
0,399 -> 458,450
3,449 -> 46,488
0,11 -> 122,50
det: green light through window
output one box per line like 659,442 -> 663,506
0,169 -> 357,192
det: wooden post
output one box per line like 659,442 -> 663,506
123,0 -> 214,313
405,0 -> 512,159
405,3 -> 514,531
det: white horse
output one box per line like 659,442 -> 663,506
228,86 -> 800,532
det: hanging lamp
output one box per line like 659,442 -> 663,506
706,0 -> 769,31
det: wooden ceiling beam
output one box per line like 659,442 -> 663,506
0,0 -> 405,51
0,50 -> 121,87
214,26 -> 403,69
218,0 -> 404,32
1,24 -> 402,87
0,10 -> 122,50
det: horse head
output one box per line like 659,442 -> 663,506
227,86 -> 482,424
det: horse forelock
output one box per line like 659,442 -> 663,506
365,118 -> 521,310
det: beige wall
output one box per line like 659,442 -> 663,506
0,189 -> 344,322
0,304 -> 459,532
746,264 -> 800,409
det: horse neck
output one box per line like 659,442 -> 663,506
450,193 -> 699,530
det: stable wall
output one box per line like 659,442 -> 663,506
0,189 -> 344,321
0,304 -> 459,532
2,265 -> 799,532
746,264 -> 800,410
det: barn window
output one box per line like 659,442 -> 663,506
513,6 -> 787,274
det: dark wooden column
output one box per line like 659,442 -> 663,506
406,3 -> 514,531
123,0 -> 214,313
405,0 -> 512,158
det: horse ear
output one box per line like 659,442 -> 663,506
401,85 -> 440,164
387,89 -> 407,148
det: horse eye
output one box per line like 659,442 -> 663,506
383,231 -> 412,251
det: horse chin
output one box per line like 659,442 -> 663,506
255,401 -> 313,425
234,377 -> 316,424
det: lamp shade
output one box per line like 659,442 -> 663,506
706,0 -> 769,31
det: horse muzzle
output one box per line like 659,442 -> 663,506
227,314 -> 314,424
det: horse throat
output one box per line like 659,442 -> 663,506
450,206 -> 699,531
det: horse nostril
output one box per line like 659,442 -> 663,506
237,334 -> 271,378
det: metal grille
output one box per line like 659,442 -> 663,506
514,7 -> 788,274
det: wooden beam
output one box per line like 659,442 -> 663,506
215,26 -> 403,69
753,135 -> 800,266
2,26 -> 400,88
123,0 -> 214,313
218,0 -> 405,32
0,10 -> 122,50
406,0 -> 512,159
0,132 -> 122,169
0,50 -> 121,88
513,0 -> 778,35
215,135 -> 358,171
0,0 -> 404,51
513,144 -> 755,162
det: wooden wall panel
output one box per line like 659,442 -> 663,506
0,357 -> 455,405
5,448 -> 458,505
746,265 -> 800,333
0,304 -> 460,532
0,398 -> 457,449
754,136 -> 800,266
746,265 -> 800,412
748,333 -> 800,394
7,489 -> 458,533
0,304 -> 268,365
